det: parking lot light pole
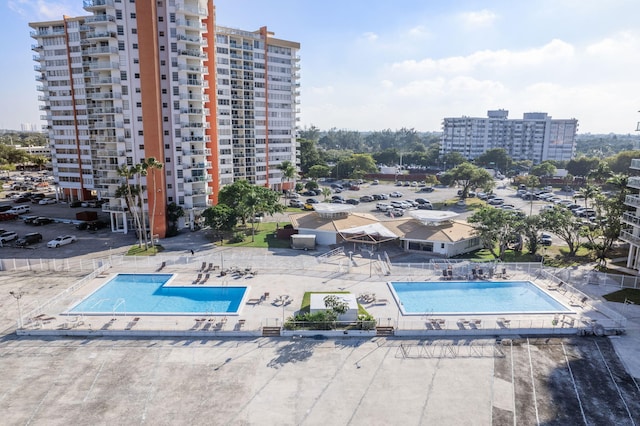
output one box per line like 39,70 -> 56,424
9,290 -> 24,329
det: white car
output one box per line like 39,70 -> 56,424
38,198 -> 57,205
0,231 -> 18,243
47,235 -> 77,248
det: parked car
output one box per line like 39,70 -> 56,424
414,198 -> 431,205
376,202 -> 391,211
0,231 -> 18,243
540,233 -> 553,246
359,195 -> 374,202
33,216 -> 53,226
417,203 -> 433,210
15,232 -> 43,247
69,201 -> 83,208
23,215 -> 38,225
289,199 -> 304,208
47,235 -> 77,248
38,198 -> 57,205
386,208 -> 404,217
13,197 -> 31,203
345,199 -> 360,205
305,198 -> 319,204
0,205 -> 12,212
389,191 -> 403,198
488,198 -> 505,205
419,187 -> 435,193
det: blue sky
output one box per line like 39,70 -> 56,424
2,0 -> 640,134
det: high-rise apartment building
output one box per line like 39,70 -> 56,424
621,159 -> 640,270
30,0 -> 300,238
215,26 -> 300,189
441,110 -> 578,165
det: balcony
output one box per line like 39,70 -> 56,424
620,229 -> 640,246
88,92 -> 122,100
625,194 -> 640,208
631,159 -> 640,171
84,14 -> 116,24
177,64 -> 208,73
179,78 -> 208,87
83,61 -> 119,70
83,0 -> 115,8
31,44 -> 44,51
84,31 -> 117,40
179,93 -> 209,101
30,29 -> 66,37
628,176 -> 640,190
83,46 -> 118,55
175,19 -> 206,31
622,212 -> 640,228
177,49 -> 207,59
171,0 -> 208,16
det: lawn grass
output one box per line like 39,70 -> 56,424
603,288 -> 640,304
224,222 -> 291,249
300,291 -> 370,316
126,245 -> 164,256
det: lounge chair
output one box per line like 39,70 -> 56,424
246,298 -> 262,305
471,319 -> 482,329
497,317 -> 511,328
477,269 -> 484,278
192,273 -> 202,285
447,269 -> 453,280
199,261 -> 207,272
373,298 -> 389,306
238,319 -> 246,327
157,261 -> 166,272
548,281 -> 566,292
457,318 -> 469,329
442,269 -> 448,280
472,268 -> 477,279
501,267 -> 508,279
200,273 -> 210,285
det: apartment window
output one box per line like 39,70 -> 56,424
120,71 -> 127,81
117,25 -> 124,36
122,86 -> 128,95
130,13 -> 136,18
172,72 -> 178,81
165,144 -> 170,149
163,117 -> 168,122
136,102 -> 142,107
133,58 -> 139,64
161,60 -> 165,66
167,184 -> 172,189
164,131 -> 169,136
162,102 -> 168,108
160,45 -> 165,51
169,13 -> 175,23
159,31 -> 164,37
161,74 -> 166,80
158,16 -> 164,22
131,28 -> 137,34
139,145 -> 144,150
134,73 -> 140,79
137,116 -> 143,122
162,89 -> 167,94
118,41 -> 125,50
165,157 -> 171,163
138,131 -> 143,136
115,10 -> 122,19
132,43 -> 138,49
135,87 -> 141,93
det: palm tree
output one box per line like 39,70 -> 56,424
321,187 -> 332,200
277,160 -> 297,201
578,183 -> 599,209
116,164 -> 145,248
142,157 -> 164,247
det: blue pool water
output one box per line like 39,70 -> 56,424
390,281 -> 571,314
68,274 -> 247,315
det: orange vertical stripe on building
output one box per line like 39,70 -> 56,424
260,26 -> 270,188
137,0 -> 167,238
204,0 -> 219,205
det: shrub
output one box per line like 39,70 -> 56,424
230,231 -> 245,244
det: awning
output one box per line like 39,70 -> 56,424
338,223 -> 398,244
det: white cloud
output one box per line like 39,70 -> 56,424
8,0 -> 84,21
361,32 -> 378,42
458,9 -> 498,28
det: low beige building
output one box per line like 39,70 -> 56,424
289,205 -> 482,257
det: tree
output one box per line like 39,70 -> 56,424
566,157 -> 599,178
307,165 -> 331,180
202,204 -> 237,232
304,181 -> 319,191
298,138 -> 323,174
166,202 -> 184,237
588,161 -> 611,184
474,148 -> 511,172
444,163 -> 494,199
142,157 -> 163,247
577,183 -> 599,209
442,152 -> 466,169
530,161 -> 556,178
539,208 -> 582,256
518,214 -> 543,255
607,150 -> 640,174
116,164 -> 145,248
277,160 -> 297,191
321,187 -> 332,200
468,207 -> 520,259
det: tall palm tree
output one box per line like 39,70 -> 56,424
277,160 -> 297,201
142,157 -> 163,247
116,164 -> 145,248
578,183 -> 600,209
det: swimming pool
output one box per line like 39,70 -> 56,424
67,274 -> 248,315
389,281 -> 571,315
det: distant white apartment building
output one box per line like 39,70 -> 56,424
441,110 -> 578,165
215,26 -> 300,190
621,159 -> 640,270
30,0 -> 299,237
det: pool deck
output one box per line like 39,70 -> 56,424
14,255 -> 621,339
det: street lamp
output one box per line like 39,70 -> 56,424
9,290 -> 24,329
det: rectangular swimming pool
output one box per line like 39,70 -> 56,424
67,274 -> 247,315
389,281 -> 571,315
